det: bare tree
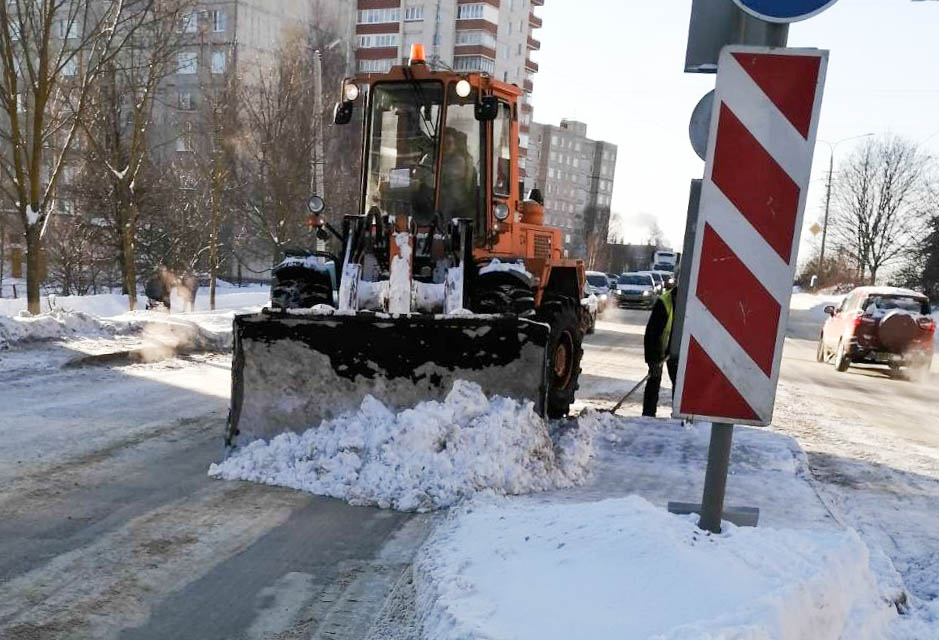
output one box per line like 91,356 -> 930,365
583,204 -> 611,271
830,136 -> 933,284
235,34 -> 316,268
0,0 -> 153,313
74,0 -> 195,309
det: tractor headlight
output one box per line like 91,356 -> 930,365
455,78 -> 472,98
343,82 -> 360,102
494,203 -> 509,221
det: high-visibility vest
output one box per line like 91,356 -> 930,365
660,288 -> 674,356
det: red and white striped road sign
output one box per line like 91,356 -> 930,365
673,46 -> 828,426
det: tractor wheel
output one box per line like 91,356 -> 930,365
270,268 -> 333,310
471,282 -> 536,315
538,296 -> 584,418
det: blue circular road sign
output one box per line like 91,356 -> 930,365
732,0 -> 840,23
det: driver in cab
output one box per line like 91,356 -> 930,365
439,127 -> 477,223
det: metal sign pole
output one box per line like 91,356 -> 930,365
697,422 -> 735,532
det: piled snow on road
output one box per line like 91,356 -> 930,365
0,310 -> 123,350
416,496 -> 904,640
208,380 -> 595,512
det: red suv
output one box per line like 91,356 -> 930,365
817,286 -> 935,380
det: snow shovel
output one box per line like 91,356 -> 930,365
600,357 -> 669,416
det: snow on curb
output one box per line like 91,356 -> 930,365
208,380 -> 596,512
415,496 -> 900,640
0,310 -> 124,350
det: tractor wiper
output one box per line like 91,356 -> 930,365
403,67 -> 437,139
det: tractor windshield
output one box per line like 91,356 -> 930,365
364,81 -> 444,222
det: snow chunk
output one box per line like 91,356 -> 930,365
285,304 -> 335,316
25,204 -> 40,226
479,258 -> 531,279
276,255 -> 333,271
208,380 -> 597,512
416,496 -> 899,640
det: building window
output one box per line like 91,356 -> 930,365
62,56 -> 77,76
177,52 -> 197,74
57,19 -> 80,39
357,58 -> 395,73
176,125 -> 194,152
456,4 -> 484,20
179,12 -> 197,33
455,30 -> 496,48
357,34 -> 398,48
178,91 -> 193,110
404,5 -> 424,21
454,55 -> 494,74
357,8 -> 401,24
211,50 -> 226,74
212,9 -> 226,33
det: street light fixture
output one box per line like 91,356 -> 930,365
817,133 -> 874,272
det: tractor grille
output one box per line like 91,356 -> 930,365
533,233 -> 552,258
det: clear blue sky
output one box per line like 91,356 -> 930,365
531,0 -> 939,257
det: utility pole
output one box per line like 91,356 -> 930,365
819,150 -> 833,269
817,134 -> 873,276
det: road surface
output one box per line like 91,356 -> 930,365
1,300 -> 936,638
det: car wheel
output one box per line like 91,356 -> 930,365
816,334 -> 826,363
834,340 -> 850,372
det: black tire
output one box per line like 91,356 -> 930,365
537,296 -> 584,418
834,339 -> 850,372
270,267 -> 333,310
471,281 -> 536,315
816,334 -> 826,363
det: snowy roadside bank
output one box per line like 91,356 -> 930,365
0,285 -> 269,352
414,495 -> 932,640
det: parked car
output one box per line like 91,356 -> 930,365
616,273 -> 657,308
581,293 -> 598,334
606,273 -> 619,290
817,286 -> 935,380
585,270 -> 612,311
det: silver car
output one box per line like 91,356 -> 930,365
616,273 -> 656,308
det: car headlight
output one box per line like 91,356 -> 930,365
642,290 -> 651,296
600,294 -> 608,301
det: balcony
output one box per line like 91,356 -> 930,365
530,0 -> 544,5
527,36 -> 540,50
523,79 -> 533,92
529,11 -> 542,28
525,58 -> 538,73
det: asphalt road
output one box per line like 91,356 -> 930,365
2,303 -> 936,638
0,346 -> 430,640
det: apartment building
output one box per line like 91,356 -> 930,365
526,119 -> 618,259
354,0 -> 543,167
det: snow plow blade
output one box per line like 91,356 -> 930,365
225,311 -> 550,447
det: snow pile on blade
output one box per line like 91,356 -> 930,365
416,496 -> 903,640
208,380 -> 595,512
0,310 -> 122,349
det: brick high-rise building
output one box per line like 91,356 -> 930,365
354,0 -> 543,165
526,119 -> 618,260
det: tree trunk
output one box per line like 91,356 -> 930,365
25,224 -> 42,315
122,222 -> 137,310
209,165 -> 220,311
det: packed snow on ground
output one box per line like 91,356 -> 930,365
415,495 -> 928,640
0,284 -> 270,318
0,309 -> 127,350
208,380 -> 595,512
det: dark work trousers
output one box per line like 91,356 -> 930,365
642,357 -> 678,417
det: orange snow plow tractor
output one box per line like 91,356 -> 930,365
225,46 -> 585,447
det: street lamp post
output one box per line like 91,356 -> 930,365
817,133 -> 874,273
